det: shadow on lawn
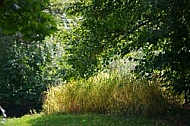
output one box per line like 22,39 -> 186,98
166,108 -> 190,126
27,113 -> 165,126
27,109 -> 190,126
28,113 -> 94,126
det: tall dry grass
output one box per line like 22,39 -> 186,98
43,71 -> 170,117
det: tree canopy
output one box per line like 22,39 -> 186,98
0,0 -> 58,116
65,0 -> 190,102
0,0 -> 56,41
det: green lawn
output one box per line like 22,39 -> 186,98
4,109 -> 190,126
3,113 -> 168,126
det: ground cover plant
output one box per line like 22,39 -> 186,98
43,69 -> 172,117
2,113 -> 173,126
4,110 -> 190,126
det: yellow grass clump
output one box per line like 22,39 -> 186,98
43,72 -> 170,117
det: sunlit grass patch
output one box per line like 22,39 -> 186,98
43,71 -> 170,117
4,113 -> 172,126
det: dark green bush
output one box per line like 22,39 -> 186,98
0,33 -> 68,117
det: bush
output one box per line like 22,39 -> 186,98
0,33 -> 68,117
0,34 -> 46,117
43,71 -> 170,117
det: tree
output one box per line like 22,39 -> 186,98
136,0 -> 190,103
0,31 -> 70,117
0,0 -> 60,116
65,0 -> 190,102
0,0 -> 56,41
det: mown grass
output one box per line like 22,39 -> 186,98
4,70 -> 190,126
4,112 -> 173,126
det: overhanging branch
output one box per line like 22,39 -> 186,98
117,19 -> 150,42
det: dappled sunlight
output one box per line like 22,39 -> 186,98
43,71 -> 170,117
1,0 -> 190,125
5,113 -> 174,126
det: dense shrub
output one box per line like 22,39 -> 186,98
43,71 -> 170,117
0,34 -> 45,116
0,33 -> 68,117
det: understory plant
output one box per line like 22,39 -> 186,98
43,70 -> 171,117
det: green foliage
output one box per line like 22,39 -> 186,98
0,30 -> 69,116
0,33 -> 45,116
64,0 -> 190,102
135,0 -> 190,102
0,0 -> 189,118
63,0 -> 144,78
0,0 -> 56,41
40,34 -> 72,83
0,0 -> 72,117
